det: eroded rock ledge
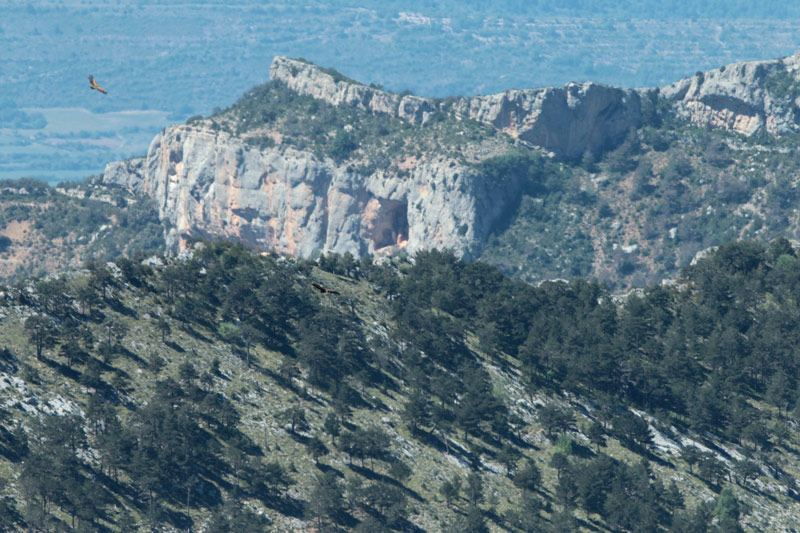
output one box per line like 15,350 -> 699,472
657,51 -> 800,136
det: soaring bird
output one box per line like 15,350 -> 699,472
311,282 -> 340,295
89,76 -> 107,95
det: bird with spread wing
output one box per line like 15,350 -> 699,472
311,282 -> 340,295
89,76 -> 107,95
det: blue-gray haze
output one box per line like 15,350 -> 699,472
2,0 -> 800,181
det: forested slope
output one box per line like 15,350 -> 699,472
0,240 -> 799,530
0,178 -> 164,282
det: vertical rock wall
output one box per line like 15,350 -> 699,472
103,125 -> 517,259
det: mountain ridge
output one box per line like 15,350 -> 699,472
96,51 -> 800,290
273,51 -> 800,146
270,55 -> 643,158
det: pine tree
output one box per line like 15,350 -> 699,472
513,460 -> 542,493
24,315 -> 56,360
714,487 -> 741,522
402,387 -> 432,432
323,411 -> 341,444
439,475 -> 461,508
308,472 -> 343,528
587,420 -> 606,450
466,471 -> 484,506
155,315 -> 171,343
497,443 -> 521,475
307,435 -> 328,465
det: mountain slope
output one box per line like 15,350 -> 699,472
0,178 -> 165,282
1,240 -> 800,531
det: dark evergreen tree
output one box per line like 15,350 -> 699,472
357,423 -> 391,470
465,471 -> 484,506
733,459 -> 760,486
252,460 -> 291,500
323,411 -> 341,444
497,443 -> 521,475
505,491 -> 543,532
361,481 -> 408,526
714,487 -> 741,523
24,315 -> 56,360
155,315 -> 171,343
576,453 -> 616,515
611,411 -> 653,449
307,435 -> 328,465
74,277 -> 102,316
697,453 -> 727,486
280,406 -> 310,435
537,404 -> 575,440
555,469 -> 578,509
403,387 -> 432,432
307,471 -> 344,529
439,475 -> 461,508
680,445 -> 702,475
35,277 -> 70,316
388,460 -> 412,482
513,460 -> 542,493
587,420 -> 606,450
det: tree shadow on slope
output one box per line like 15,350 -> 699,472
409,426 -> 473,466
105,297 -> 138,319
164,340 -> 185,353
348,464 -> 425,503
41,354 -> 81,381
0,423 -> 25,462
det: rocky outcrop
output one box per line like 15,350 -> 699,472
271,56 -> 642,159
103,125 -> 519,258
455,83 -> 642,159
657,51 -> 800,136
103,157 -> 146,195
270,57 -> 437,125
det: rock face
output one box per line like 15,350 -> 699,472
454,83 -> 642,159
273,53 -> 800,148
270,57 -> 437,125
657,51 -> 800,136
104,125 -> 518,258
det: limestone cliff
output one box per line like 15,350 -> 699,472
454,83 -> 642,159
103,125 -> 517,258
657,50 -> 800,136
273,52 -> 800,145
270,57 -> 435,125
